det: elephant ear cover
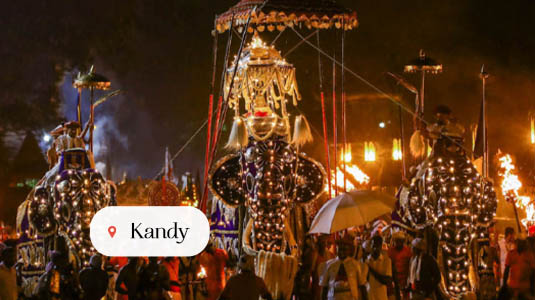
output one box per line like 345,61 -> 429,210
209,154 -> 246,207
294,154 -> 325,204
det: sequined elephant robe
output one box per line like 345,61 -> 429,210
16,149 -> 116,297
398,138 -> 497,299
210,135 -> 325,299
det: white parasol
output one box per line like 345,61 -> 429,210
308,190 -> 395,234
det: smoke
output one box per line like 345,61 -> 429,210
58,70 -> 139,181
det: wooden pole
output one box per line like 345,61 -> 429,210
480,65 -> 489,178
332,59 -> 338,196
77,88 -> 82,125
89,87 -> 94,152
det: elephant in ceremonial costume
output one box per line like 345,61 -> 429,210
209,34 -> 326,299
17,149 -> 116,296
399,132 -> 497,299
210,115 -> 325,300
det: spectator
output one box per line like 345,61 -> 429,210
218,255 -> 272,300
138,257 -> 170,300
313,235 -> 335,300
116,257 -> 140,300
294,236 -> 316,299
161,257 -> 181,300
366,236 -> 392,300
503,239 -> 535,299
199,240 -> 229,300
107,256 -> 129,300
320,237 -> 367,300
179,256 -> 202,300
498,227 -> 515,285
408,238 -> 441,300
36,251 -> 80,300
388,232 -> 411,300
0,246 -> 17,300
79,254 -> 109,300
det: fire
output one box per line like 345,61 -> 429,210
392,138 -> 402,161
197,266 -> 207,279
531,117 -> 535,144
343,144 -> 353,163
364,141 -> 376,162
326,146 -> 370,197
498,153 -> 535,228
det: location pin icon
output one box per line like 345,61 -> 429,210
108,226 -> 116,238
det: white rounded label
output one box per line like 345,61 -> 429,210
90,206 -> 210,257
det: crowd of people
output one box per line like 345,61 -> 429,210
294,225 -> 535,300
1,225 -> 534,300
294,231 -> 441,300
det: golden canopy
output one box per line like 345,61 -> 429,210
216,0 -> 358,33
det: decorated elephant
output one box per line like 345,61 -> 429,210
209,34 -> 325,300
17,148 -> 116,296
398,125 -> 497,299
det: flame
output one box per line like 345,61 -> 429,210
343,144 -> 353,163
326,146 -> 370,197
364,142 -> 376,162
197,266 -> 207,279
392,138 -> 402,161
531,117 -> 535,144
498,153 -> 535,228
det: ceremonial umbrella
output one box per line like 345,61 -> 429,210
403,50 -> 442,121
72,67 -> 111,153
215,0 -> 358,33
308,190 -> 395,234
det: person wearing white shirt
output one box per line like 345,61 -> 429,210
498,227 -> 515,286
320,237 -> 368,300
366,236 -> 392,300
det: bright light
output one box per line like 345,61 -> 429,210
197,266 -> 207,279
499,153 -> 535,228
43,134 -> 51,142
326,145 -> 370,197
342,144 -> 352,163
379,122 -> 385,128
327,165 -> 369,198
531,117 -> 534,144
364,141 -> 376,162
392,138 -> 402,161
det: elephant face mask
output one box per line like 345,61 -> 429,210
210,134 -> 324,253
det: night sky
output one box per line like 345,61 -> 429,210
1,0 -> 534,182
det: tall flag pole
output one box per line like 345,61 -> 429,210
474,65 -> 489,179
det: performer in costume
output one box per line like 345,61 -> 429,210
46,124 -> 64,169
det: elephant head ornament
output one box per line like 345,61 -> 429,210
209,34 -> 325,255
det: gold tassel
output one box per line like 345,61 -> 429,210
410,130 -> 426,158
291,115 -> 313,147
225,117 -> 249,150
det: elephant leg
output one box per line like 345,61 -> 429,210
242,219 -> 258,256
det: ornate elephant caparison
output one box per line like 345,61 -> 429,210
209,34 -> 325,300
18,149 -> 115,296
398,130 -> 497,299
